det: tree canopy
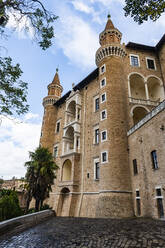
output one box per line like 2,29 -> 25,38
25,147 -> 58,211
0,0 -> 58,116
0,189 -> 22,221
124,0 -> 165,24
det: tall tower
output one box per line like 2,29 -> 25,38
40,69 -> 63,151
95,15 -> 133,217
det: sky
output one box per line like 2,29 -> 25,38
0,0 -> 165,180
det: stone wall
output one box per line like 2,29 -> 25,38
128,108 -> 165,218
0,210 -> 55,237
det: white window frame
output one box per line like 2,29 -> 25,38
56,120 -> 61,133
100,77 -> 106,88
100,64 -> 106,75
93,94 -> 100,112
53,145 -> 58,158
100,109 -> 107,121
101,130 -> 107,142
135,189 -> 140,199
130,54 -> 140,67
101,92 -> 106,103
93,125 -> 99,144
94,158 -> 100,180
155,186 -> 163,199
101,151 -> 108,164
146,57 -> 156,70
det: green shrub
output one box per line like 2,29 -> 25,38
0,189 -> 22,221
40,204 -> 51,211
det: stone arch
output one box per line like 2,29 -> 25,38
62,159 -> 72,181
129,73 -> 146,100
130,105 -> 150,116
57,187 -> 70,216
128,72 -> 145,81
61,187 -> 70,194
147,76 -> 165,102
132,106 -> 149,125
66,100 -> 76,124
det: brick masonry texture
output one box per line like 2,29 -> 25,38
40,17 -> 165,219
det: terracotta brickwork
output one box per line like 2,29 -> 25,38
40,17 -> 165,219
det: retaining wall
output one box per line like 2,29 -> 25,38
0,209 -> 55,237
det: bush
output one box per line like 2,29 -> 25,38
0,189 -> 22,221
40,204 -> 52,211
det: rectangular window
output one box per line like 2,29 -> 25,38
155,187 -> 164,218
95,129 -> 99,144
130,55 -> 140,67
101,151 -> 108,163
151,150 -> 158,169
101,130 -> 107,142
136,190 -> 141,216
56,121 -> 60,133
101,109 -> 107,121
95,162 -> 100,180
100,64 -> 106,74
94,158 -> 100,180
54,146 -> 58,158
136,190 -> 140,197
133,159 -> 138,175
156,188 -> 162,197
101,93 -> 106,103
146,58 -> 156,70
95,98 -> 99,111
100,78 -> 106,88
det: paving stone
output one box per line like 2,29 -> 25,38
0,217 -> 165,248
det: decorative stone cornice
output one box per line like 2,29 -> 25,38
95,44 -> 126,66
43,96 -> 57,107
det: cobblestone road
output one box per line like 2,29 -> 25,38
0,217 -> 165,248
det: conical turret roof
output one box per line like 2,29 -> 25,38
51,68 -> 60,85
105,14 -> 114,30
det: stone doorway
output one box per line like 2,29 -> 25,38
59,187 -> 70,216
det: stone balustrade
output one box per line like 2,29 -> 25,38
127,100 -> 165,136
129,97 -> 160,107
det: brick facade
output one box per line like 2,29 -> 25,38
40,17 -> 165,219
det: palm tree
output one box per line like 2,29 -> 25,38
25,147 -> 58,211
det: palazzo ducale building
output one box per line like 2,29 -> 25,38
40,16 -> 165,219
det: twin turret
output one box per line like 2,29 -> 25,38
43,68 -> 63,107
96,15 -> 126,66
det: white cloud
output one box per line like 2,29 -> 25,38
0,114 -> 41,180
55,4 -> 99,69
6,9 -> 34,39
71,0 -> 94,14
90,0 -> 125,5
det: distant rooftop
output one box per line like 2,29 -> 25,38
126,34 -> 165,52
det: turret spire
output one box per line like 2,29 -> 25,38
105,13 -> 114,30
47,68 -> 63,98
52,68 -> 60,85
98,14 -> 122,47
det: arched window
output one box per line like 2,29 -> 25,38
147,77 -> 164,102
65,126 -> 74,150
62,160 -> 72,181
66,101 -> 76,124
132,106 -> 148,125
129,74 -> 146,100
